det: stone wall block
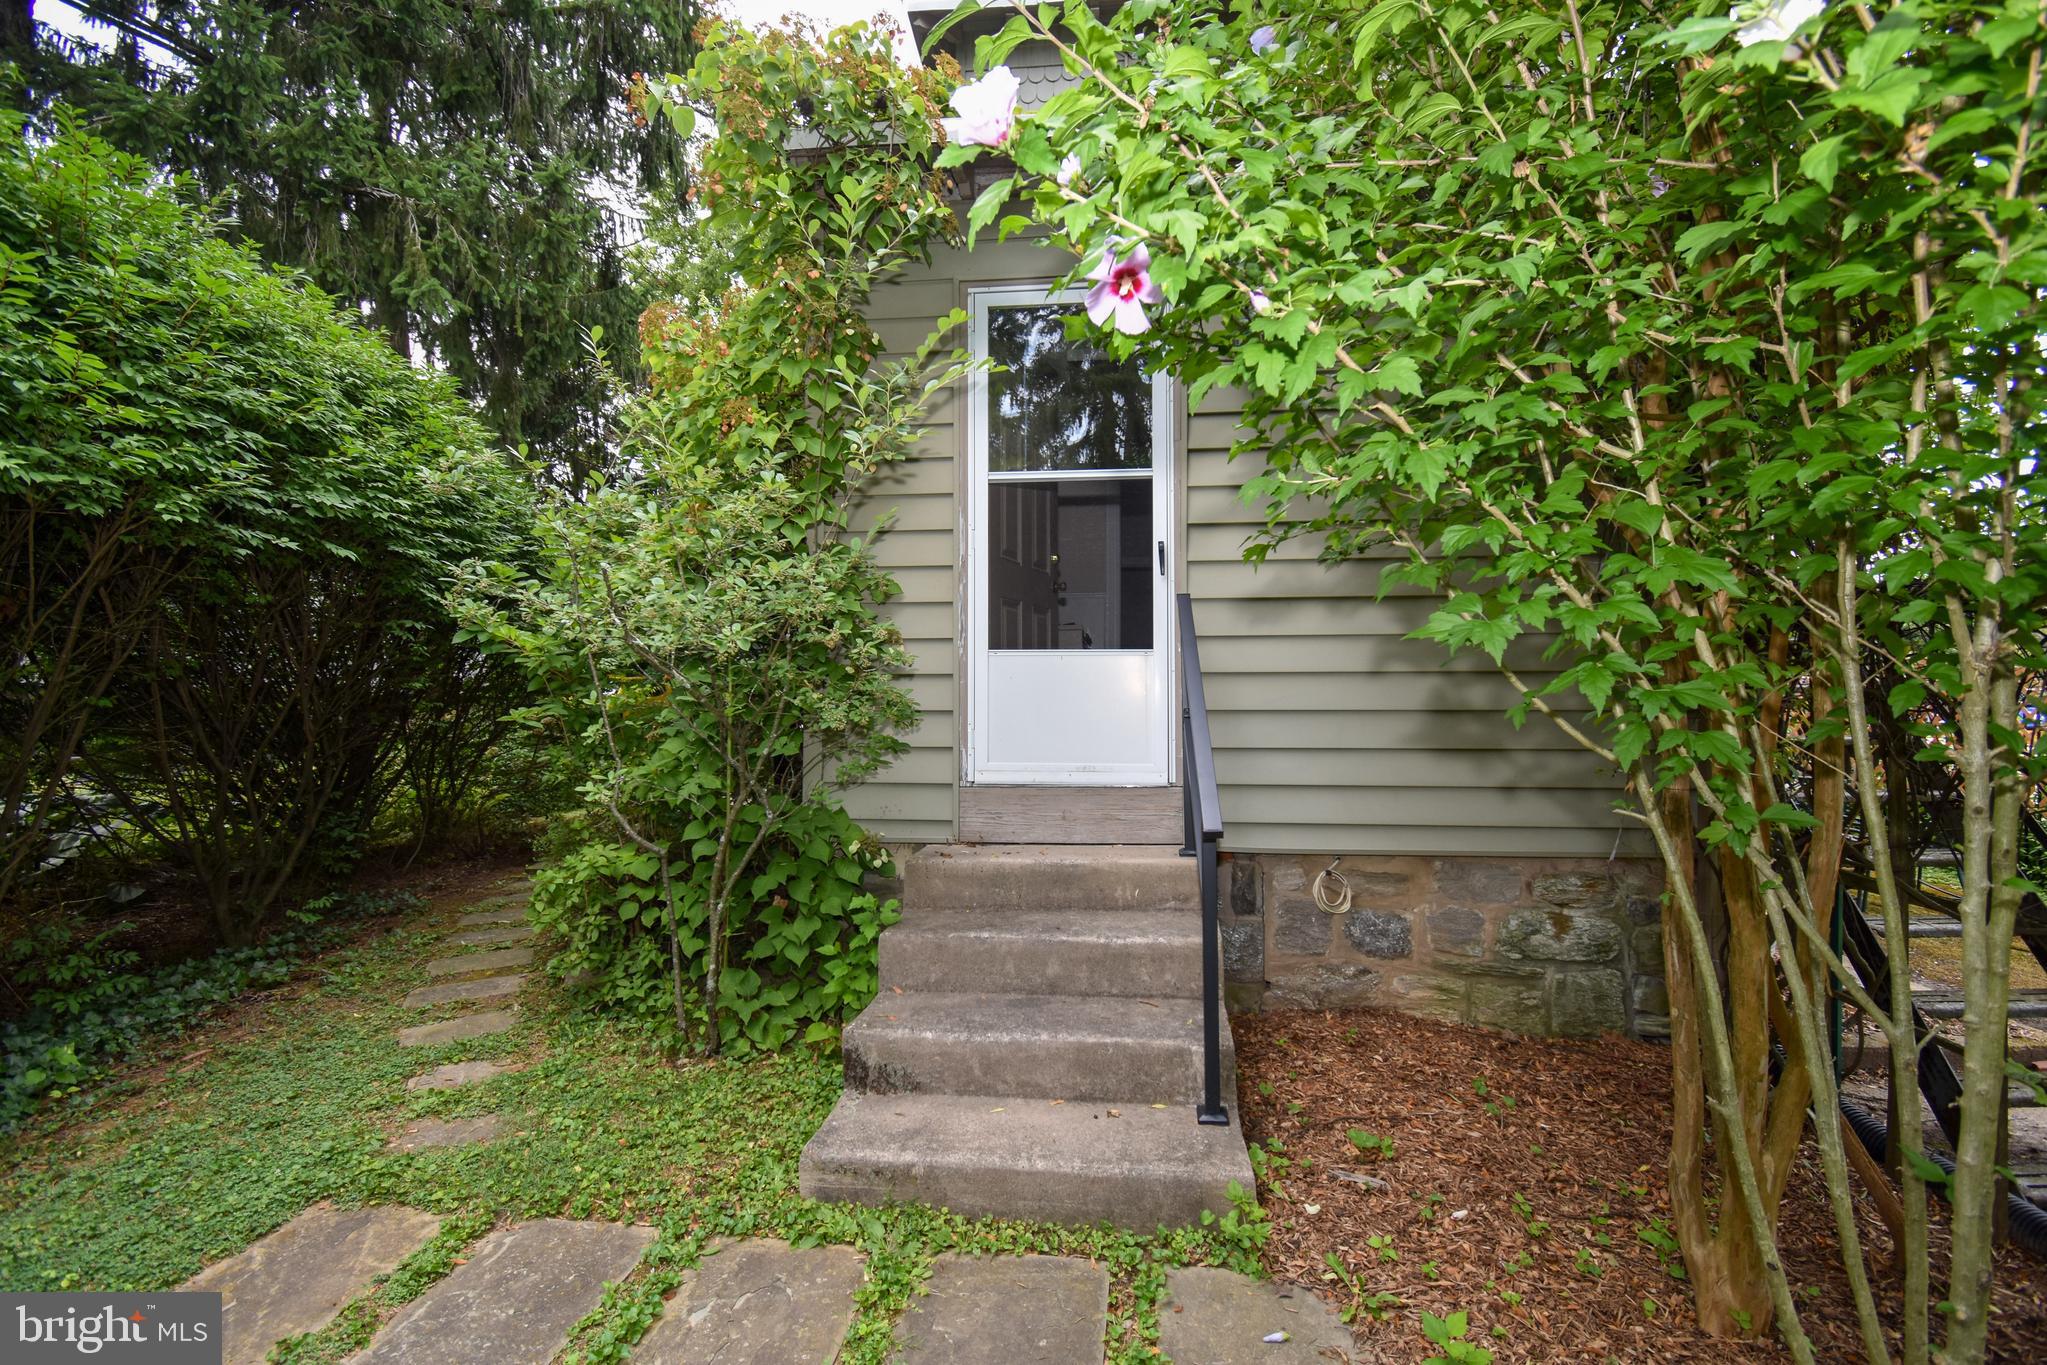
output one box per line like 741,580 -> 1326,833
1224,982 -> 1267,1012
1264,963 -> 1380,1010
1551,969 -> 1627,1035
1449,957 -> 1544,981
1630,923 -> 1665,973
1431,858 -> 1527,904
1388,975 -> 1468,1023
1272,896 -> 1332,956
1344,868 -> 1418,903
1497,907 -> 1623,963
1227,858 -> 1263,919
1532,872 -> 1619,910
1469,978 -> 1547,1033
1426,905 -> 1486,958
1221,919 -> 1264,984
1341,909 -> 1413,960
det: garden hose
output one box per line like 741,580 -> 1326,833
1312,858 -> 1351,914
1837,1096 -> 2047,1258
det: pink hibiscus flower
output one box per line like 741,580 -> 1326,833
940,66 -> 1022,148
1085,245 -> 1164,336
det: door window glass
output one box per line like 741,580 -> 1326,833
987,304 -> 1154,473
987,478 -> 1154,650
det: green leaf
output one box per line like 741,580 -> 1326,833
1367,354 -> 1423,396
1161,45 -> 1211,80
1675,221 -> 1743,266
1641,545 -> 1740,595
1834,69 -> 1925,126
1653,15 -> 1739,53
1798,135 -> 1848,192
1608,498 -> 1664,538
1760,803 -> 1820,830
919,0 -> 984,55
1980,11 -> 2043,59
965,176 -> 1014,246
1844,19 -> 1918,89
1793,263 -> 1888,300
1903,1147 -> 1953,1189
1613,721 -> 1651,773
1960,283 -> 2030,334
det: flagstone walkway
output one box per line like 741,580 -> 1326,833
175,874 -> 1367,1363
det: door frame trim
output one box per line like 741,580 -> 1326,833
961,282 -> 1177,787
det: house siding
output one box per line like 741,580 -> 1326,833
844,232 -> 1644,860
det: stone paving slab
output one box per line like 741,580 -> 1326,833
406,1059 -> 515,1091
352,1219 -> 654,1365
636,1238 -> 865,1364
403,974 -> 525,1009
1159,1268 -> 1364,1363
892,1253 -> 1107,1364
387,1115 -> 502,1152
425,947 -> 534,977
398,1009 -> 519,1048
180,1203 -> 440,1365
446,925 -> 533,947
457,908 -> 526,927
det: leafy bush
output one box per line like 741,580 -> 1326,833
0,111 -> 534,939
530,805 -> 897,1052
0,891 -> 417,1130
461,20 -> 959,1054
953,1 -> 2044,1356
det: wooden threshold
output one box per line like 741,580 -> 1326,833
959,785 -> 1182,845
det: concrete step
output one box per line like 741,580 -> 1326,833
904,844 -> 1197,913
799,1090 -> 1255,1229
1913,987 -> 2047,1020
842,991 -> 1230,1104
1866,915 -> 1964,938
880,910 -> 1201,998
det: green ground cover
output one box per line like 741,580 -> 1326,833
0,887 -> 1266,1364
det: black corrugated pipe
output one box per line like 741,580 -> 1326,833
1838,1097 -> 2047,1257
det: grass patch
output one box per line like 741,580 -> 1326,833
0,889 -> 422,1132
0,883 -> 1265,1364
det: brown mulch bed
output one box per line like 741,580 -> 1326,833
1236,1007 -> 2047,1363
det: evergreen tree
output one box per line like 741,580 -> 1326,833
8,0 -> 701,487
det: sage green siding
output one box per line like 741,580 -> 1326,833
844,233 -> 1640,857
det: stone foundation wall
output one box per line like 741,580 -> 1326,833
1221,853 -> 1669,1040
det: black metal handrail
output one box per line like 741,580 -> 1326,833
1177,593 -> 1229,1127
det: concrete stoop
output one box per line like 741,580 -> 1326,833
799,843 -> 1254,1229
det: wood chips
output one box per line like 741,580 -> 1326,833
1235,1007 -> 2047,1362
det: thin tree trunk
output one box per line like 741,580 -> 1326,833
1838,543 -> 1931,1365
1639,768 -> 1812,1358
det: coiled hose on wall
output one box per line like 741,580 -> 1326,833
1838,1097 -> 2047,1257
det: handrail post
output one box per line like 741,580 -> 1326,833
1178,592 -> 1229,1128
1196,827 -> 1228,1125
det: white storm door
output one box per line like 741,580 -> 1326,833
965,286 -> 1175,786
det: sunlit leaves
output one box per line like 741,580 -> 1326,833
929,0 -> 2047,870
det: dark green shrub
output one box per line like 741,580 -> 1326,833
530,804 -> 897,1052
458,21 -> 958,1055
0,110 -> 533,939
